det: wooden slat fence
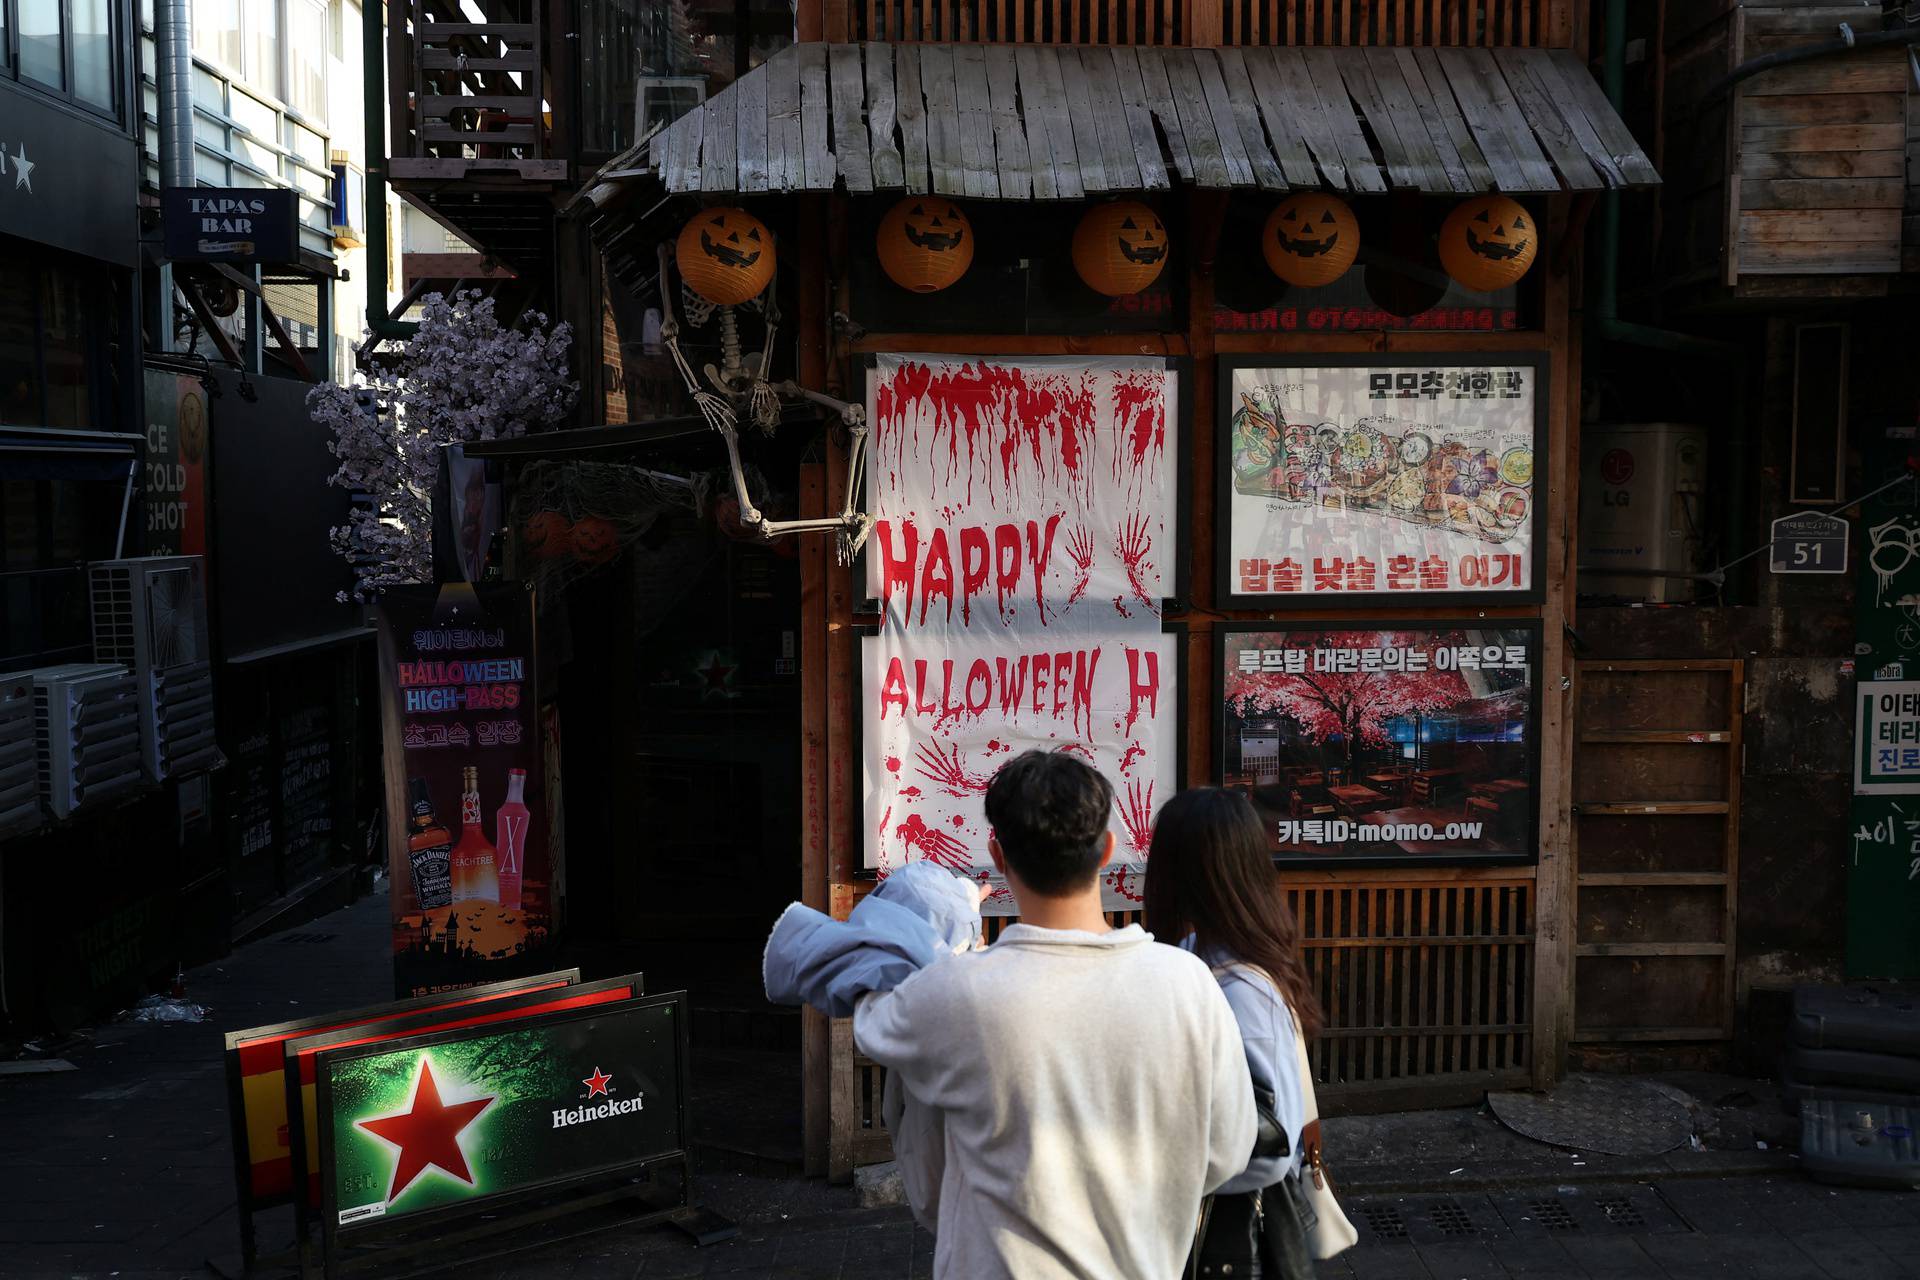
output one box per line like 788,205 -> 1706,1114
842,881 -> 1533,1168
851,0 -> 1568,45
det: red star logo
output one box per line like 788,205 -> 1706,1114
354,1058 -> 494,1204
582,1067 -> 613,1098
698,653 -> 735,692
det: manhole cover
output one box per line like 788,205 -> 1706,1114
1488,1074 -> 1692,1156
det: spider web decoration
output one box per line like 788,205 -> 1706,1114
512,460 -> 706,620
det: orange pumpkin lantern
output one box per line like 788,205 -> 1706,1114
569,516 -> 620,564
1071,200 -> 1169,296
1262,193 -> 1360,287
878,198 -> 974,293
523,510 -> 573,559
676,207 -> 775,306
1438,196 -> 1536,293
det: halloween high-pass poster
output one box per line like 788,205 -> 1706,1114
861,356 -> 1182,914
1219,354 -> 1546,608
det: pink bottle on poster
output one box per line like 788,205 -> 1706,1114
495,767 -> 529,910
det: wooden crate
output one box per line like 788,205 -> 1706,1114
1571,660 -> 1744,1046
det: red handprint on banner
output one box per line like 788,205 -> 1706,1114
1116,514 -> 1156,609
897,813 -> 972,871
1105,862 -> 1145,903
1118,779 -> 1155,858
914,740 -> 993,797
1065,525 -> 1095,607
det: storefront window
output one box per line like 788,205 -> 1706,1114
18,0 -> 64,89
192,0 -> 242,75
71,0 -> 113,109
287,0 -> 326,121
0,2 -> 11,72
0,245 -> 99,431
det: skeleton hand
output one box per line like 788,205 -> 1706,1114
837,513 -> 875,565
693,390 -> 736,434
751,380 -> 781,432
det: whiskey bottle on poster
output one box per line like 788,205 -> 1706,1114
494,767 -> 529,910
405,778 -> 453,910
449,765 -> 500,904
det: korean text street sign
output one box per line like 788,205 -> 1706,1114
1771,512 -> 1848,575
1855,680 -> 1920,795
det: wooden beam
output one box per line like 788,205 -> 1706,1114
798,193 -> 831,1181
403,252 -> 518,281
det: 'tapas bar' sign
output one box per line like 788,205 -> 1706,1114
163,186 -> 300,265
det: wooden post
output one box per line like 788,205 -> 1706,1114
1530,193 -> 1578,1089
1187,187 -> 1227,786
798,194 -> 833,1178
1188,0 -> 1223,46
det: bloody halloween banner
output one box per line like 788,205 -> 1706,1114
376,583 -> 558,997
1219,354 -> 1546,607
1216,623 -> 1540,868
862,356 -> 1181,912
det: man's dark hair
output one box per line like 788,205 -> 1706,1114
983,750 -> 1114,895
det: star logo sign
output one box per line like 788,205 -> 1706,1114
353,1057 -> 495,1205
9,145 -> 33,193
582,1067 -> 613,1098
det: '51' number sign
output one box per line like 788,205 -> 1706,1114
1770,512 -> 1848,575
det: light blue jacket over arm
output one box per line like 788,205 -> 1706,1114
1201,953 -> 1308,1195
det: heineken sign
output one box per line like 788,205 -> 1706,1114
316,992 -> 688,1246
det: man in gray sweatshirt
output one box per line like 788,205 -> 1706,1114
854,751 -> 1258,1279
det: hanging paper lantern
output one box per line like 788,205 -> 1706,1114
1438,196 -> 1537,293
522,510 -> 573,560
676,206 -> 776,306
1262,193 -> 1360,287
1071,200 -> 1169,296
877,197 -> 974,293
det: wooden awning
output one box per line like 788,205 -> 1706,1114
640,43 -> 1658,199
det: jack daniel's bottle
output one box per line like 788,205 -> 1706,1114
405,778 -> 453,910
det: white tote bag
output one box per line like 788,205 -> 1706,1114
1292,1023 -> 1358,1259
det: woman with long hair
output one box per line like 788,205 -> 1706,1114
1145,787 -> 1323,1279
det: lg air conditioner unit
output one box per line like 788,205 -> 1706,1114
30,664 -> 144,819
90,557 -> 217,781
0,674 -> 41,838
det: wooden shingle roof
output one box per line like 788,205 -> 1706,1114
641,43 -> 1659,198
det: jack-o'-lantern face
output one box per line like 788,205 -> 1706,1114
569,516 -> 619,564
676,206 -> 777,306
877,198 -> 975,293
1438,196 -> 1538,293
1116,211 -> 1168,265
1072,200 -> 1171,296
1261,193 -> 1360,287
903,201 -> 966,253
1466,208 -> 1529,261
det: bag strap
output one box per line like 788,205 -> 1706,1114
1187,1194 -> 1215,1280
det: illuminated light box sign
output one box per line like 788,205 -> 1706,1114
315,992 -> 690,1270
222,968 -> 581,1272
1214,622 -> 1541,870
162,186 -> 300,265
1217,354 -> 1547,608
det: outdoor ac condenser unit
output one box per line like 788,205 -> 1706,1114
89,556 -> 217,782
0,673 -> 41,837
29,664 -> 144,819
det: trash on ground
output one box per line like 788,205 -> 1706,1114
122,995 -> 210,1024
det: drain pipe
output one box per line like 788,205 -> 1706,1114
364,0 -> 416,342
1591,0 -> 1749,594
155,0 -> 193,190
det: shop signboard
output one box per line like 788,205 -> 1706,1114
1214,623 -> 1541,868
141,369 -> 209,559
162,186 -> 300,265
222,970 -> 583,1269
1218,354 -> 1547,607
315,992 -> 688,1267
1848,430 -> 1920,978
0,86 -> 140,266
860,355 -> 1184,912
376,583 -> 558,997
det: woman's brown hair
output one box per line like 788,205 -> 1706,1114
1142,787 -> 1323,1040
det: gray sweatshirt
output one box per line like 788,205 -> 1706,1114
853,923 -> 1258,1280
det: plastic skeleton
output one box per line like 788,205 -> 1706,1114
657,243 -> 873,564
